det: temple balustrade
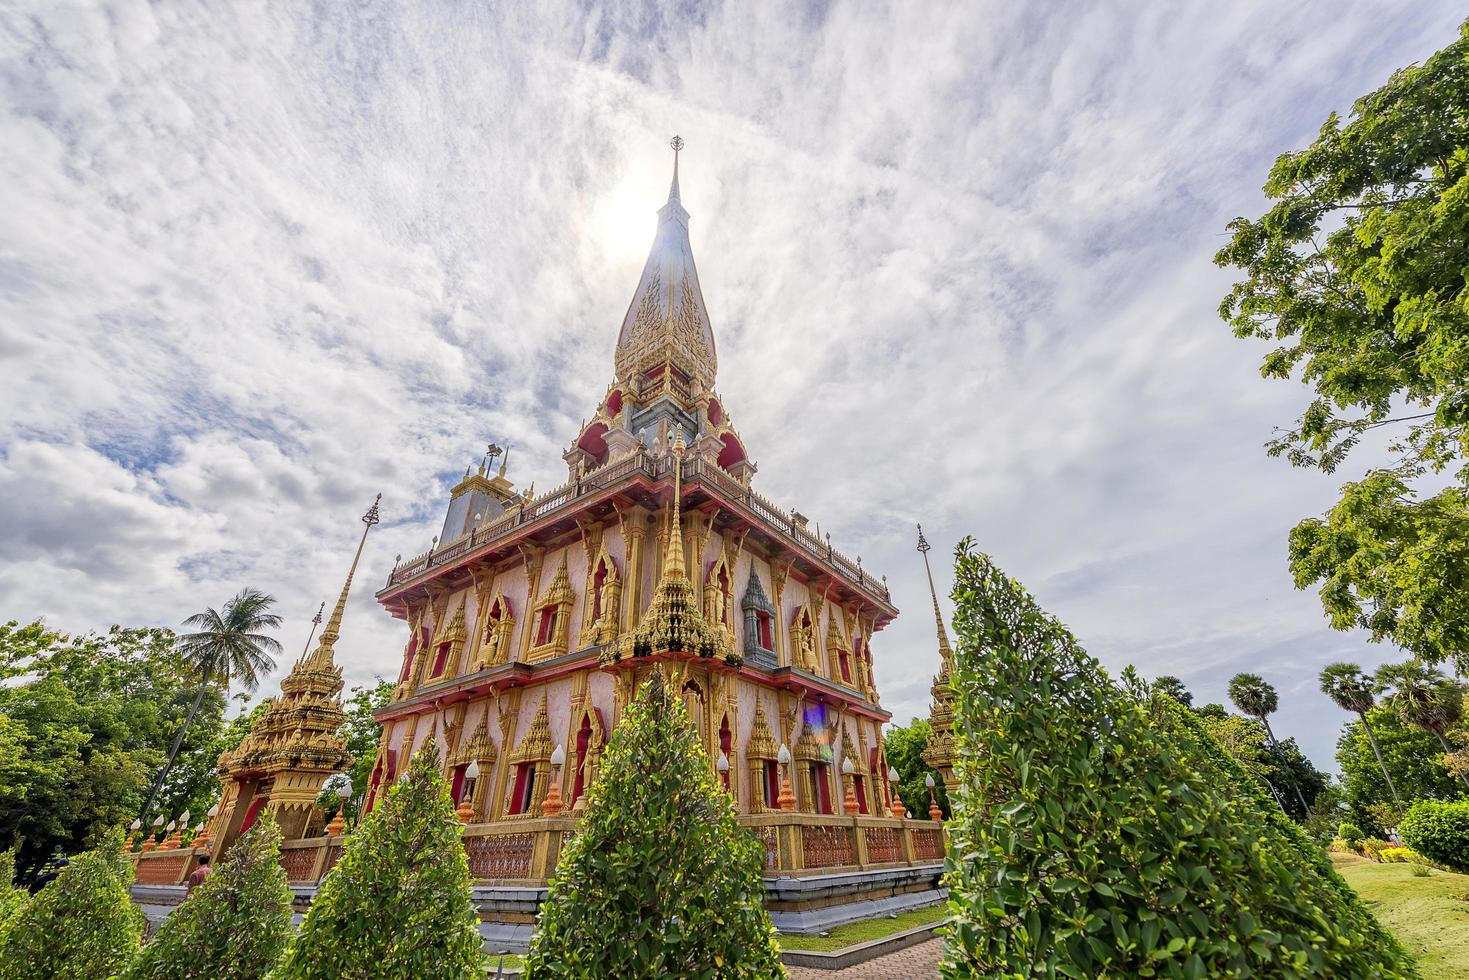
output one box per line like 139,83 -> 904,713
130,814 -> 944,889
384,452 -> 891,611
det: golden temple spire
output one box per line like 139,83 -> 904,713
916,524 -> 953,665
662,431 -> 688,581
613,136 -> 717,391
304,494 -> 382,669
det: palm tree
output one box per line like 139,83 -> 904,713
1152,675 -> 1193,707
1375,660 -> 1469,792
1319,662 -> 1399,806
1228,672 -> 1308,812
138,589 -> 283,829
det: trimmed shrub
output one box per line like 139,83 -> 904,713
124,814 -> 292,979
0,828 -> 144,979
1338,822 -> 1365,844
941,540 -> 1418,979
1378,847 -> 1422,864
1398,799 -> 1469,874
270,743 -> 482,979
525,673 -> 784,979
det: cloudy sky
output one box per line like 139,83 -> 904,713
1,1 -> 1461,769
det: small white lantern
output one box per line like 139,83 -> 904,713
841,757 -> 855,775
777,744 -> 792,766
465,759 -> 481,779
550,744 -> 566,768
887,766 -> 900,782
716,752 -> 730,773
129,819 -> 141,832
924,773 -> 936,790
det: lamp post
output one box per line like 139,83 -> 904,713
541,744 -> 566,817
841,757 -> 859,814
163,819 -> 179,850
887,767 -> 906,819
716,751 -> 731,793
457,760 -> 481,824
925,773 -> 942,822
776,744 -> 796,811
178,810 -> 191,847
128,819 -> 142,850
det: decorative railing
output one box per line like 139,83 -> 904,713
465,831 -> 535,880
280,843 -> 320,882
385,451 -> 893,608
133,852 -> 190,886
758,826 -> 780,872
911,828 -> 945,861
132,814 -> 944,893
801,825 -> 855,869
865,826 -> 902,864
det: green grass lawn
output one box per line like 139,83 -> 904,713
774,905 -> 944,952
1333,853 -> 1469,980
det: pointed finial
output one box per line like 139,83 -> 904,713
668,135 -> 684,203
305,494 -> 383,668
916,524 -> 953,662
661,430 -> 688,581
499,445 -> 511,477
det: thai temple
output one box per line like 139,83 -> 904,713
135,141 -> 953,937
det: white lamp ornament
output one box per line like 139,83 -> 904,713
542,744 -> 567,817
776,743 -> 795,811
887,766 -> 906,819
925,772 -> 942,821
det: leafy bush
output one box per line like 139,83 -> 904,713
941,540 -> 1419,980
1409,864 -> 1431,877
0,847 -> 26,943
1378,847 -> 1422,864
0,828 -> 144,979
1359,837 -> 1390,861
525,673 -> 784,979
1398,799 -> 1469,875
124,815 -> 292,979
1328,837 -> 1356,853
270,743 -> 483,979
1338,822 -> 1365,844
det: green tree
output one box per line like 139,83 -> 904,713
139,589 -> 283,831
1398,799 -> 1469,874
1337,705 -> 1464,834
1152,675 -> 1194,708
124,815 -> 292,980
1227,672 -> 1309,812
0,828 -> 144,980
883,718 -> 949,820
0,846 -> 26,942
525,674 -> 784,979
0,621 -> 227,881
1320,662 -> 1400,805
1216,20 -> 1469,671
942,540 -> 1416,979
1374,661 -> 1469,791
313,680 -> 391,827
271,743 -> 482,979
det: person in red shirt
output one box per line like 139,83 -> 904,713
185,856 -> 212,895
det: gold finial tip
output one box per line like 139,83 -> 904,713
362,493 -> 382,526
916,523 -> 931,554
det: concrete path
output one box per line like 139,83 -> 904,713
788,937 -> 942,979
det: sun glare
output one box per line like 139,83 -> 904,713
591,175 -> 659,264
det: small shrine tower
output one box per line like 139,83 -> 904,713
204,496 -> 380,851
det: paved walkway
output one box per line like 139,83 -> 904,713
788,937 -> 942,979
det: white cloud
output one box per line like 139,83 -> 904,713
0,0 -> 1461,766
